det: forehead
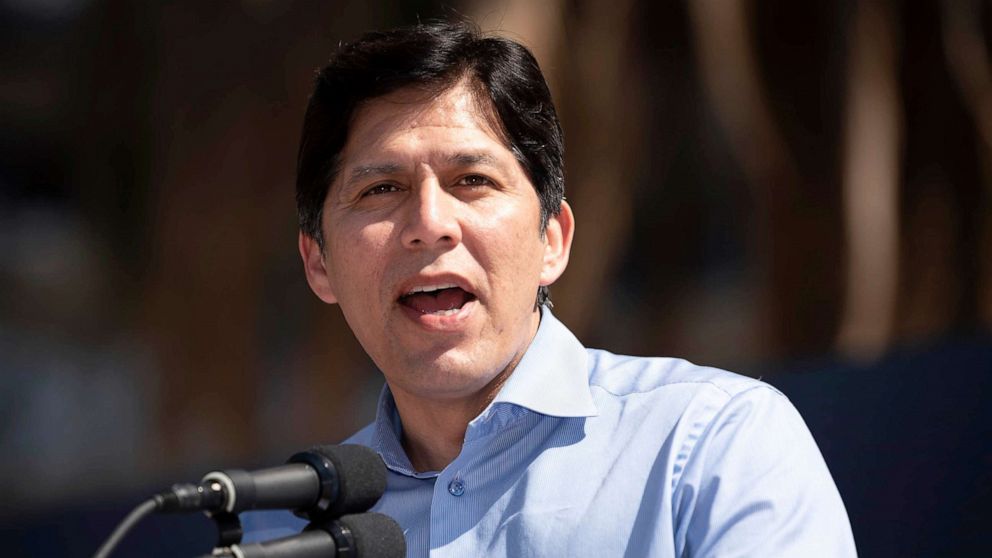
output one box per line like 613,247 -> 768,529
340,81 -> 509,165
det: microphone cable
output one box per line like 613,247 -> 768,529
92,497 -> 159,558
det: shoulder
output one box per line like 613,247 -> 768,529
583,350 -> 801,476
582,349 -> 801,454
580,354 -> 857,554
585,348 -> 782,401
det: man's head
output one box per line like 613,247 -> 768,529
297,21 -> 574,405
296,20 -> 565,307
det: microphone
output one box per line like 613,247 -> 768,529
206,512 -> 406,558
156,444 -> 386,519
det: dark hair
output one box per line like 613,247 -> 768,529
296,20 -> 564,307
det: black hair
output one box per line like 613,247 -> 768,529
296,20 -> 564,307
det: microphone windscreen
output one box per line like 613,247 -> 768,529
337,512 -> 406,558
313,444 -> 387,517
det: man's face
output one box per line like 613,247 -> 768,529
300,81 -> 573,404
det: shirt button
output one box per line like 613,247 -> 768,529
447,479 -> 465,497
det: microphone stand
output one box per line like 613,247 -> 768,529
209,511 -> 244,550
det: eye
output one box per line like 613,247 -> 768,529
361,183 -> 400,197
456,174 -> 493,187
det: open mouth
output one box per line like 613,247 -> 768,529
398,283 -> 477,316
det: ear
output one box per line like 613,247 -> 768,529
539,200 -> 575,286
299,232 -> 338,304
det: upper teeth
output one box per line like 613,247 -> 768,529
406,283 -> 458,295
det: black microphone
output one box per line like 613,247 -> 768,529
156,444 -> 385,519
206,512 -> 406,558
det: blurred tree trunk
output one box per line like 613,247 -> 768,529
688,0 -> 842,358
895,0 -> 988,343
942,0 -> 992,329
836,0 -> 901,359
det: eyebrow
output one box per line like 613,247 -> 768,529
342,152 -> 502,190
446,152 -> 499,167
345,163 -> 404,188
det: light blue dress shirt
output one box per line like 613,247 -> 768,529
243,309 -> 857,556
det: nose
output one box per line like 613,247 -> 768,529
400,170 -> 461,249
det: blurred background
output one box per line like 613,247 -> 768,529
1,0 -> 990,556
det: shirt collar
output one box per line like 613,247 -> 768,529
369,306 -> 598,476
486,306 -> 598,418
371,388 -> 430,477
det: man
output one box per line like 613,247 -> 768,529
245,20 -> 857,557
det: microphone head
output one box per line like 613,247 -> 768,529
313,444 -> 387,517
336,512 -> 406,558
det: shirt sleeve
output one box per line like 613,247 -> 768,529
674,385 -> 857,557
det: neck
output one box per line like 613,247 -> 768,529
389,311 -> 541,472
391,362 -> 515,472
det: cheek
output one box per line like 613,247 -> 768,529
327,221 -> 396,297
469,209 -> 546,286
